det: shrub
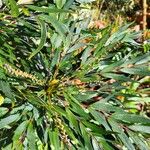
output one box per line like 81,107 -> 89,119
0,0 -> 150,149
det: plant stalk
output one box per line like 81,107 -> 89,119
143,0 -> 147,40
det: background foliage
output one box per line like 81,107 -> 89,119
0,0 -> 150,149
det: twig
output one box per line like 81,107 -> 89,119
143,0 -> 147,40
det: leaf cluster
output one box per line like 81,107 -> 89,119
0,0 -> 150,150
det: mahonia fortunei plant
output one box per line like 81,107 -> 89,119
0,0 -> 150,150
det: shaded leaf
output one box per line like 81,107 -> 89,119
0,81 -> 13,99
27,122 -> 37,150
0,107 -> 9,117
29,18 -> 47,59
0,114 -> 20,129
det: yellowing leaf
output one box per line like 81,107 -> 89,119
17,0 -> 34,5
0,95 -> 4,106
22,7 -> 30,16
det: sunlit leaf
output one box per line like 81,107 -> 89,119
0,95 -> 4,106
9,0 -> 19,17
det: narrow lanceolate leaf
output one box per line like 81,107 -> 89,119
105,23 -> 132,46
13,121 -> 28,140
27,122 -> 37,150
101,73 -> 132,82
55,0 -> 66,9
39,14 -> 67,36
8,0 -> 19,17
67,42 -> 87,53
48,129 -> 60,150
27,5 -> 72,13
128,97 -> 150,102
80,123 -> 93,150
50,49 -> 60,71
101,59 -> 125,73
66,108 -> 80,132
127,130 -> 149,150
90,101 -> 123,112
81,46 -> 92,64
29,18 -> 47,59
112,113 -> 150,125
129,125 -> 150,134
13,121 -> 28,149
90,109 -> 111,131
108,118 -> 135,150
0,114 -> 20,129
0,107 -> 9,117
120,66 -> 150,76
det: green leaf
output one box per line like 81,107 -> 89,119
90,109 -> 111,131
94,27 -> 111,57
1,144 -> 13,150
90,101 -> 123,113
122,52 -> 150,66
27,5 -> 71,13
0,50 -> 17,61
129,125 -> 150,134
0,107 -> 9,117
121,66 -> 150,76
105,23 -> 132,46
80,123 -> 93,150
128,97 -> 150,102
108,118 -> 135,150
112,113 -> 150,124
101,73 -> 132,82
55,0 -> 66,9
118,132 -> 135,150
29,18 -> 47,59
39,14 -> 67,36
0,114 -> 20,129
100,140 -> 115,150
66,108 -> 80,132
0,68 -> 6,79
67,43 -> 87,54
127,130 -> 149,150
26,92 -> 46,106
101,59 -> 125,73
64,92 -> 89,119
51,33 -> 63,48
50,49 -> 61,71
74,91 -> 98,102
0,81 -> 13,99
19,19 -> 36,30
8,0 -> 19,17
13,120 -> 28,149
27,122 -> 37,150
48,128 -> 60,150
13,121 -> 28,140
64,0 -> 74,9
81,46 -> 92,65
50,104 -> 67,117
82,121 -> 106,135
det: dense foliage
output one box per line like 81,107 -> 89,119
0,0 -> 150,149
